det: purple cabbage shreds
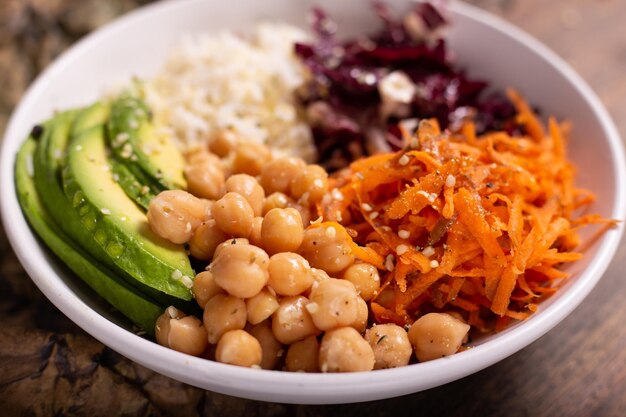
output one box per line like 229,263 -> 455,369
473,92 -> 521,134
295,1 -> 525,170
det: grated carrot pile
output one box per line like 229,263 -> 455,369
319,90 -> 614,332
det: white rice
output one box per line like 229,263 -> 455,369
144,23 -> 316,161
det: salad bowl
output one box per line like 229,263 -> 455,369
1,0 -> 624,404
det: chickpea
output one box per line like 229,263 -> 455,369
168,316 -> 208,356
232,140 -> 272,176
185,147 -> 224,174
189,219 -> 228,261
261,208 -> 304,255
272,296 -> 320,345
351,296 -> 369,333
290,164 -> 328,204
212,192 -> 254,237
308,278 -> 359,331
310,268 -> 330,283
147,190 -> 208,244
249,217 -> 263,247
364,324 -> 412,369
260,157 -> 306,195
155,308 -> 207,356
213,238 -> 249,260
342,263 -> 380,301
319,327 -> 375,372
268,252 -> 313,296
210,129 -> 237,157
262,192 -> 292,215
211,243 -> 269,298
185,156 -> 225,200
215,330 -> 262,368
225,174 -> 265,217
199,199 -> 214,219
304,268 -> 330,297
286,335 -> 319,373
408,313 -> 470,362
246,288 -> 279,325
287,201 -> 312,227
183,146 -> 205,163
298,226 -> 355,274
155,315 -> 172,348
193,270 -> 224,309
155,306 -> 184,347
185,150 -> 222,167
248,320 -> 284,370
203,294 -> 247,344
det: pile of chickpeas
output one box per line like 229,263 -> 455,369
148,135 -> 470,372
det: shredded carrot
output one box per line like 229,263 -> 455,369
394,259 -> 412,293
316,90 -> 613,332
455,187 -> 506,266
492,265 -> 518,315
450,297 -> 480,312
370,302 -> 406,326
508,88 -> 545,142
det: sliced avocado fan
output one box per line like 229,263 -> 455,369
19,96 -> 197,332
107,94 -> 186,191
16,136 -> 164,334
33,109 -> 117,269
73,101 -> 157,210
61,123 -> 194,300
68,104 -> 197,307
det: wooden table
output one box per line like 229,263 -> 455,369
1,0 -> 625,415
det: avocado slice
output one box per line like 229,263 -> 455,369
73,101 -> 111,135
33,107 -> 196,311
16,136 -> 164,334
110,158 -> 157,210
72,100 -> 158,210
33,110 -> 117,268
107,94 -> 186,191
61,124 -> 194,300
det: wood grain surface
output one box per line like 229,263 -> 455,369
1,0 -> 625,416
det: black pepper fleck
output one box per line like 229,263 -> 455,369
30,124 -> 44,139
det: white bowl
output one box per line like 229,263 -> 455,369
1,0 -> 625,404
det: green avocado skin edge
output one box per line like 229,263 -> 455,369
15,137 -> 163,335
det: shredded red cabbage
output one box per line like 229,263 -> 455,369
295,2 -> 522,169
